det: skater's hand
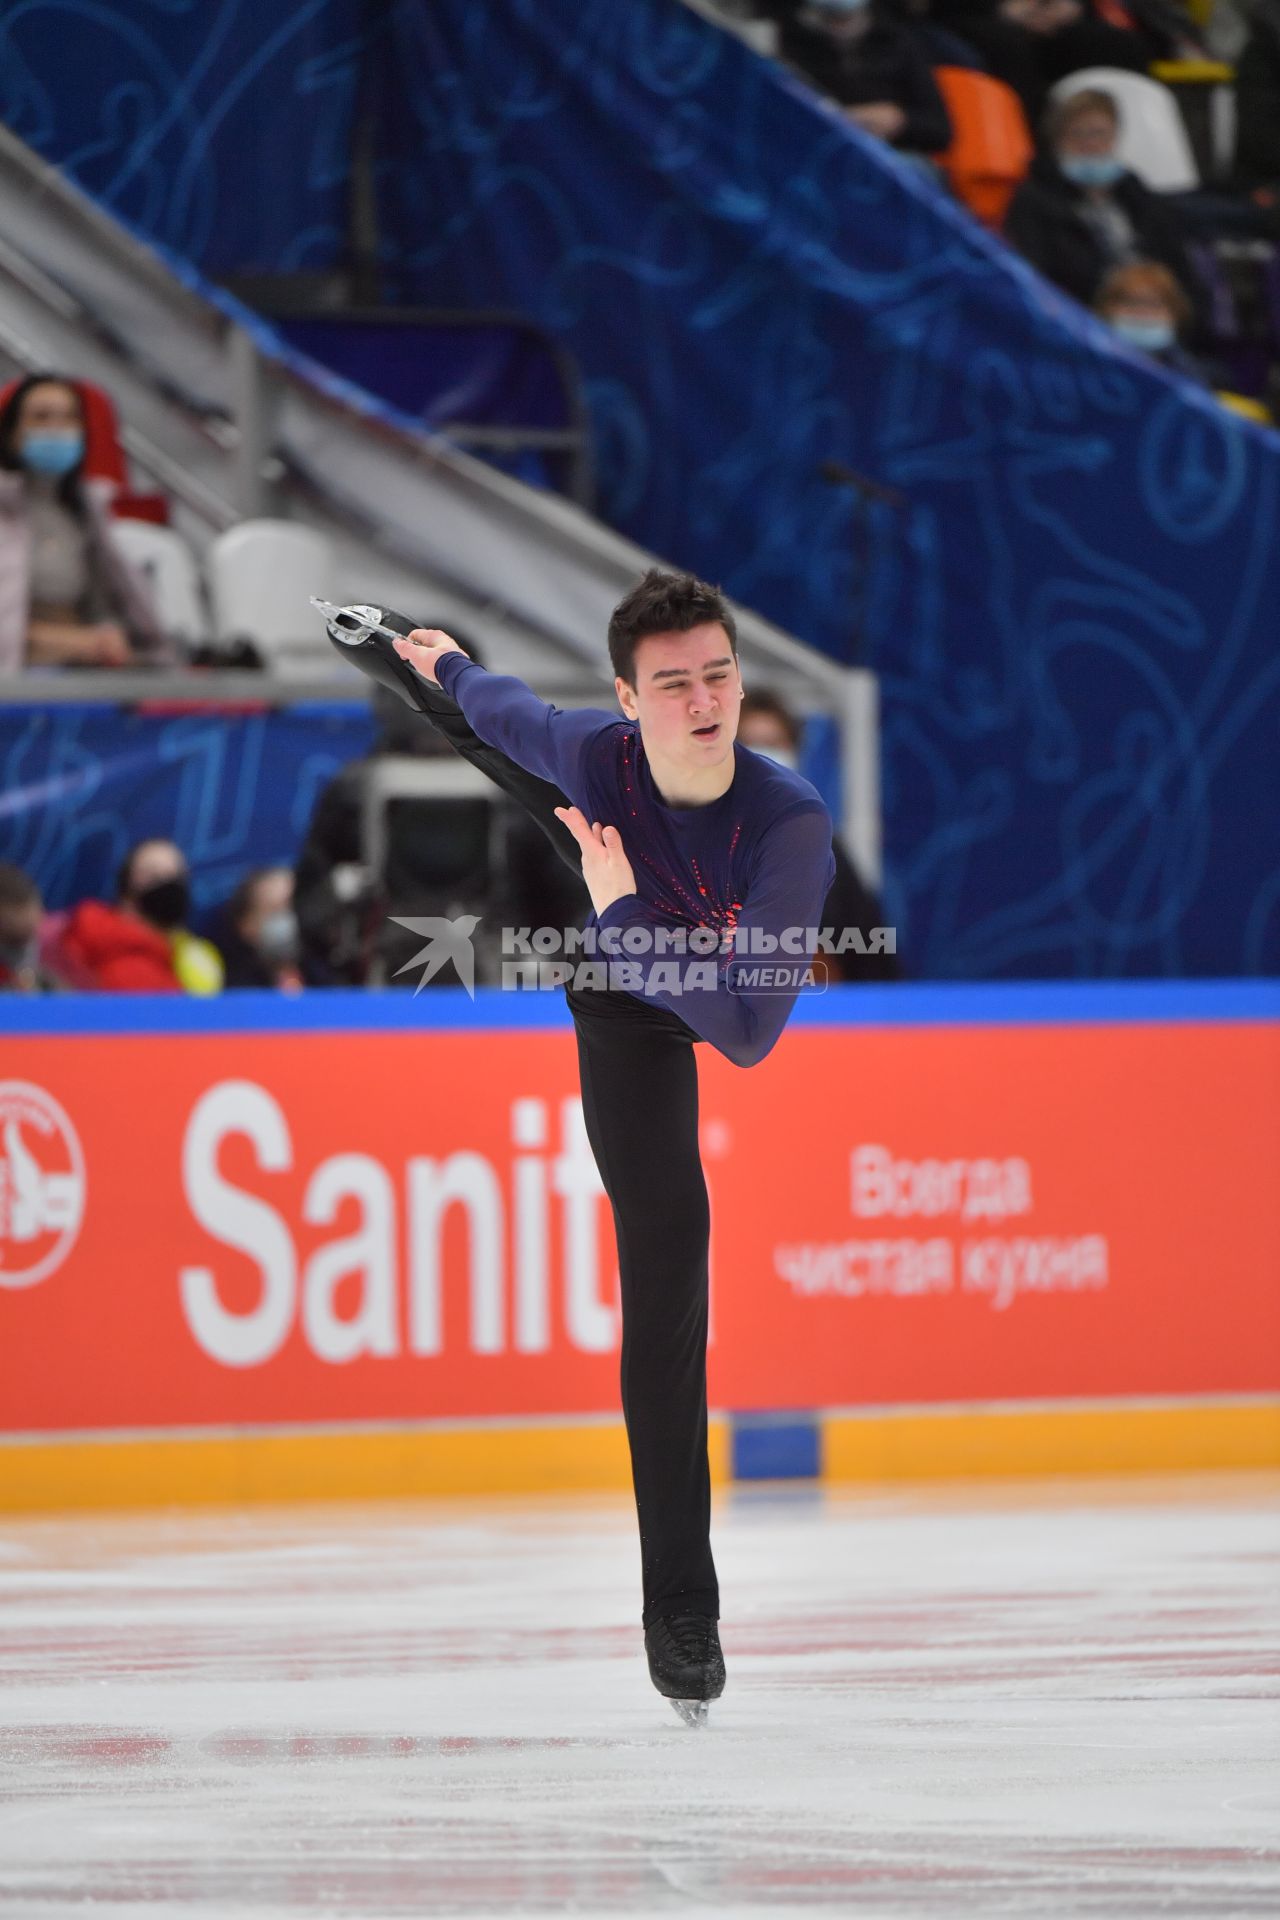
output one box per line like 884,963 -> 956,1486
553,805 -> 638,915
393,628 -> 469,686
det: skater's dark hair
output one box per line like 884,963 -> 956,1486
608,568 -> 737,687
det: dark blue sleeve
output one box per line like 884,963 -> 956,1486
595,805 -> 836,1069
434,650 -> 617,798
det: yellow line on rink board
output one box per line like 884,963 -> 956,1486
1,1400 -> 1275,1512
0,1418 -> 734,1514
821,1399 -> 1280,1480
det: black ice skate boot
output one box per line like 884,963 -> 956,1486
311,599 -> 464,718
311,597 -> 583,880
644,1613 -> 726,1729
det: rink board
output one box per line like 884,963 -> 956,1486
1,982 -> 1277,1508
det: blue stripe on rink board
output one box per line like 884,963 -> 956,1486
732,1416 -> 822,1482
790,978 -> 1280,1027
1,978 -> 1277,1039
0,988 -> 574,1038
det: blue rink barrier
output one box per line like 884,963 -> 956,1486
1,977 -> 1276,1037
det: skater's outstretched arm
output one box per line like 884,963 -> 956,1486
560,800 -> 836,1070
392,630 -> 614,798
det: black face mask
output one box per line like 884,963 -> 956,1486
134,876 -> 190,930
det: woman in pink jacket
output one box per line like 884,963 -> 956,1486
0,373 -> 165,672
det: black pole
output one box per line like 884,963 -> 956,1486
819,461 -> 907,668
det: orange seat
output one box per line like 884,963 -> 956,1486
933,67 -> 1034,230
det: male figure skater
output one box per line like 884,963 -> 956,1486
324,570 -> 835,1725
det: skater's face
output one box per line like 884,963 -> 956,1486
615,623 -> 743,769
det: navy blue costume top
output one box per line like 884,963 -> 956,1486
435,650 -> 836,1069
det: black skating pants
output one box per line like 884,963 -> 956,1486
410,674 -> 719,1627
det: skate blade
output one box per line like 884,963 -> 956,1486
310,598 -> 404,648
669,1698 -> 710,1730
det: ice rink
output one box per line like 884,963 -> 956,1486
1,1471 -> 1277,1918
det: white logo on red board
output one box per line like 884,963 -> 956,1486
0,1081 -> 86,1289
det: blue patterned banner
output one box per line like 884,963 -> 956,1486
2,0 -> 1276,975
0,0 -> 360,272
371,0 -> 1280,976
0,703 -> 374,925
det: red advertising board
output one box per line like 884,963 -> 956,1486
707,1019 -> 1280,1407
1,1012 -> 1277,1434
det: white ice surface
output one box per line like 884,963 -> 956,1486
0,1473 -> 1277,1918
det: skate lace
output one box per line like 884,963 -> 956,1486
659,1613 -> 715,1661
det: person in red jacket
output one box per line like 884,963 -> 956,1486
53,839 -> 198,991
55,899 -> 178,991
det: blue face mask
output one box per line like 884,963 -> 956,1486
1110,317 -> 1176,353
20,431 -> 84,477
257,908 -> 300,964
1060,153 -> 1124,189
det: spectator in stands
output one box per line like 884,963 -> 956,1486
0,864 -> 62,993
217,867 -> 306,991
917,0 -> 1204,125
739,689 -> 900,980
1004,89 -> 1203,321
0,372 -> 166,673
773,0 -> 953,153
1235,0 -> 1280,189
1094,259 -> 1213,382
55,839 -> 223,993
891,0 -> 990,71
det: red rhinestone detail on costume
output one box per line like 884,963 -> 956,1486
618,736 -> 750,941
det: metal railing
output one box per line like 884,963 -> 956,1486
247,303 -> 597,512
0,124 -> 884,884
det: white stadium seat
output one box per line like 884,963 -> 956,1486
208,519 -> 336,673
110,517 -> 209,650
